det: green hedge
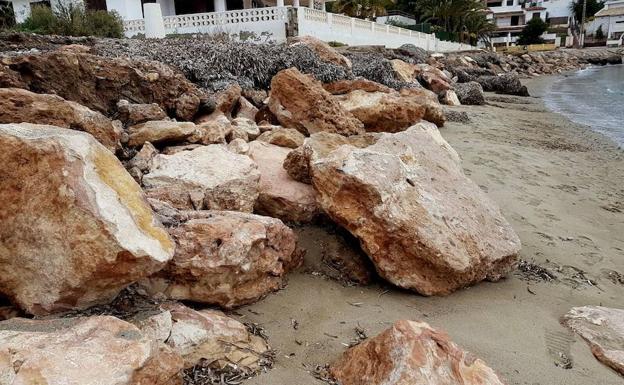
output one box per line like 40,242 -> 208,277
19,4 -> 123,38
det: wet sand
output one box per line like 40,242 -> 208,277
242,76 -> 624,385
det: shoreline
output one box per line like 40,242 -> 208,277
244,73 -> 624,385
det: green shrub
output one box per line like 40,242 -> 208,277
596,25 -> 605,40
517,18 -> 548,46
18,2 -> 123,38
0,4 -> 15,30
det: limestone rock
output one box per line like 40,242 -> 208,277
135,303 -> 269,370
330,320 -> 506,385
336,90 -> 427,133
194,113 -> 230,144
232,117 -> 260,140
142,145 -> 260,212
117,99 -> 168,126
236,96 -> 259,121
248,141 -> 320,223
269,68 -> 364,136
563,306 -> 624,375
141,210 -> 302,308
290,36 -> 352,69
0,87 -> 121,152
310,123 -> 520,295
214,83 -> 242,117
390,59 -> 418,83
323,77 -> 393,95
228,138 -> 250,155
0,123 -> 175,315
127,120 -> 197,147
1,50 -> 204,120
399,88 -> 446,127
0,316 -> 183,385
454,81 -> 486,105
417,64 -> 452,94
440,89 -> 461,106
257,127 -> 305,149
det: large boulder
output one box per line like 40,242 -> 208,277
415,64 -> 452,94
0,316 -> 183,385
127,120 -> 197,147
0,87 -> 121,152
290,36 -> 352,70
0,124 -> 175,315
257,126 -> 305,149
247,141 -> 320,223
476,73 -> 529,96
135,303 -> 269,370
454,81 -> 486,105
310,123 -> 521,295
330,320 -> 506,385
1,50 -> 204,120
335,90 -> 427,132
141,209 -> 302,308
117,100 -> 168,126
563,306 -> 624,375
268,68 -> 364,136
323,78 -> 393,95
142,145 -> 260,212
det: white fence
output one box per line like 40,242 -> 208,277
123,6 -> 476,52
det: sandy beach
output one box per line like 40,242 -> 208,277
242,73 -> 624,385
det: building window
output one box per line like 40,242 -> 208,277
506,0 -> 514,5
532,12 -> 540,20
85,0 -> 107,10
511,15 -> 520,25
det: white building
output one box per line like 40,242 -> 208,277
586,0 -> 624,45
485,0 -> 573,47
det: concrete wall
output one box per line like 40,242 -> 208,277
106,0 -> 142,20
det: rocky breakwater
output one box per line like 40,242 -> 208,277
0,35 -> 525,384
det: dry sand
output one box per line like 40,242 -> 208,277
242,75 -> 624,385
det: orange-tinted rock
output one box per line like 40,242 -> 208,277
0,316 -> 183,385
330,320 -> 506,385
269,68 -> 364,136
236,96 -> 259,121
290,36 -> 352,69
141,210 -> 302,308
127,120 -> 197,147
0,87 -> 121,152
563,306 -> 624,375
417,63 -> 452,94
323,78 -> 393,95
1,50 -> 203,120
0,123 -> 175,315
117,100 -> 168,126
248,141 -> 320,223
256,126 -> 305,149
311,123 -> 520,295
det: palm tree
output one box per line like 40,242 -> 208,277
414,0 -> 494,43
332,0 -> 396,19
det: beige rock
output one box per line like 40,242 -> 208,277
0,87 -> 121,152
283,131 -> 380,184
232,117 -> 260,140
323,78 -> 393,95
257,127 -> 305,149
227,138 -> 250,155
0,124 -> 174,315
161,144 -> 204,155
248,141 -> 320,223
194,113 -> 230,144
290,36 -> 352,69
336,90 -> 427,133
563,306 -> 624,375
269,68 -> 364,136
399,88 -> 446,127
142,145 -> 260,212
141,210 -> 302,308
117,99 -> 168,126
330,320 -> 506,385
236,96 -> 259,121
126,141 -> 158,181
310,123 -> 520,295
2,50 -> 203,121
0,316 -> 183,385
417,63 -> 452,94
391,59 -> 418,82
136,303 -> 269,370
440,89 -> 461,106
127,120 -> 197,147
215,83 -> 242,117
227,125 -> 250,142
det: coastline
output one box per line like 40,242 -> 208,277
244,74 -> 624,385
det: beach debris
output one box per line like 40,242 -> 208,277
562,306 -> 624,375
516,259 -> 557,282
330,320 -> 506,385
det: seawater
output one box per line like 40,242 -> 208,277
544,64 -> 624,147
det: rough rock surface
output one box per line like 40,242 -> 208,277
440,89 -> 461,106
336,90 -> 427,133
117,100 -> 168,126
257,126 -> 305,149
0,123 -> 175,315
1,50 -> 204,120
141,210 -> 302,308
135,303 -> 269,370
127,120 -> 197,147
417,64 -> 452,94
269,68 -> 364,136
330,320 -> 506,385
236,96 -> 259,121
310,123 -> 521,295
563,306 -> 624,375
0,87 -> 121,152
454,81 -> 486,105
476,73 -> 529,96
142,145 -> 260,212
0,316 -> 183,385
323,77 -> 393,95
232,117 -> 260,140
290,36 -> 352,70
247,141 -> 320,223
